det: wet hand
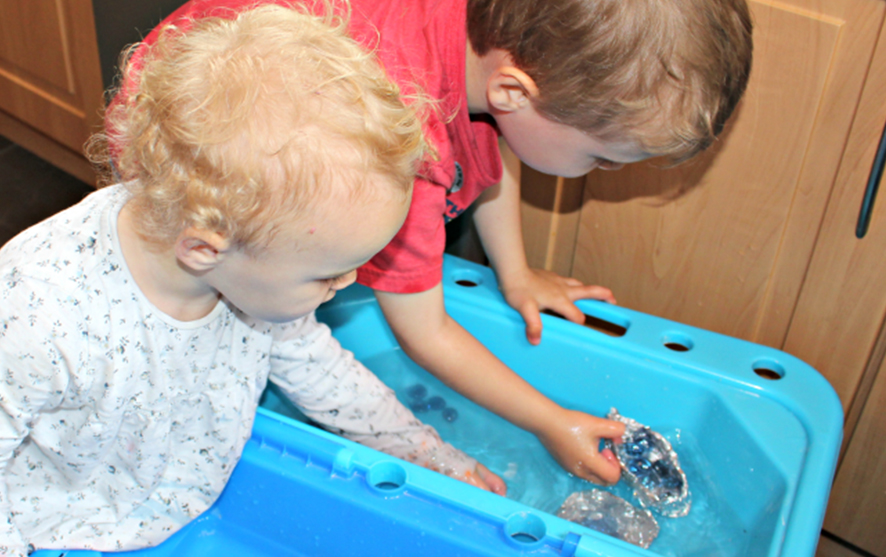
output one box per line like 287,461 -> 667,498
461,462 -> 508,496
499,268 -> 616,345
417,443 -> 508,496
537,408 -> 625,485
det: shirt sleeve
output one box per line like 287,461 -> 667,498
0,278 -> 77,557
356,174 -> 447,294
267,313 -> 478,478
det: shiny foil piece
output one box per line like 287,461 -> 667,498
557,489 -> 660,549
606,408 -> 691,518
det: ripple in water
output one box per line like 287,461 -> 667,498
364,350 -> 751,557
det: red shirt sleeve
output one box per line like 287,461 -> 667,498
357,175 -> 447,293
352,0 -> 502,294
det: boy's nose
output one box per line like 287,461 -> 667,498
332,270 -> 358,291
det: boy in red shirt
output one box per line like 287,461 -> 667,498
124,0 -> 752,486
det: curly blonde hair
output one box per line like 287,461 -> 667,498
468,0 -> 753,161
96,3 -> 427,250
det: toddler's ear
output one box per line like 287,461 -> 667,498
175,228 -> 231,273
487,66 -> 539,113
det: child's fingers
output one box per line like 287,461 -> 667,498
568,284 -> 616,305
601,447 -> 619,465
556,301 -> 587,325
589,453 -> 623,485
476,463 -> 508,496
571,420 -> 626,485
460,464 -> 506,495
600,418 -> 627,441
519,300 -> 543,345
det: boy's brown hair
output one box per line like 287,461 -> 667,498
467,0 -> 753,161
97,4 -> 427,251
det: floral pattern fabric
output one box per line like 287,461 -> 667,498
0,186 -> 473,556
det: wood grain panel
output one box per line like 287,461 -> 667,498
0,0 -> 103,152
751,0 -> 886,349
816,534 -> 867,557
822,348 -> 886,555
784,25 -> 886,409
570,1 -> 841,339
0,0 -> 73,93
520,167 -> 585,276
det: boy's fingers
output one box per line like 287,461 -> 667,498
569,285 -> 616,304
557,302 -> 587,325
601,419 -> 627,440
600,447 -> 619,465
596,457 -> 623,485
520,300 -> 543,345
577,451 -> 622,485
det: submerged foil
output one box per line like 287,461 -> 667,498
557,489 -> 659,549
606,408 -> 691,518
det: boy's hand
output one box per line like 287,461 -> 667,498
499,268 -> 616,345
536,408 -> 625,485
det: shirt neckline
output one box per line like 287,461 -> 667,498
106,185 -> 227,330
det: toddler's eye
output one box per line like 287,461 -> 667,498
597,159 -> 625,171
323,273 -> 350,286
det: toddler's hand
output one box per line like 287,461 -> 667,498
408,441 -> 507,496
499,268 -> 616,345
536,408 -> 626,485
460,462 -> 508,495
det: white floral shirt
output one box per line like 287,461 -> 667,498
0,186 -> 473,556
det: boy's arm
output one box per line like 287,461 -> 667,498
374,284 -> 624,485
268,314 -> 506,494
472,138 -> 615,345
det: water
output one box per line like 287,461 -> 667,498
363,349 -> 752,557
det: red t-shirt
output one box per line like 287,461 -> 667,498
123,0 -> 503,293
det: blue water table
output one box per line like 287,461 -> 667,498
35,255 -> 842,557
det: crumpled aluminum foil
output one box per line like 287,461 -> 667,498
606,408 -> 691,518
557,489 -> 660,549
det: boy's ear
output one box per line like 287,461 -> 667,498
174,227 -> 232,273
486,66 -> 540,113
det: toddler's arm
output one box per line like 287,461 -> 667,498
268,314 -> 506,494
0,425 -> 29,557
0,283 -> 74,557
374,284 -> 625,485
473,139 -> 615,345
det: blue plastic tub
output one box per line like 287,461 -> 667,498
34,255 -> 842,557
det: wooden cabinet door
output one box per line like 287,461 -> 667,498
0,0 -> 103,152
822,347 -> 886,556
520,4 -> 886,552
789,23 -> 886,556
521,0 -> 886,351
782,21 -> 886,414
